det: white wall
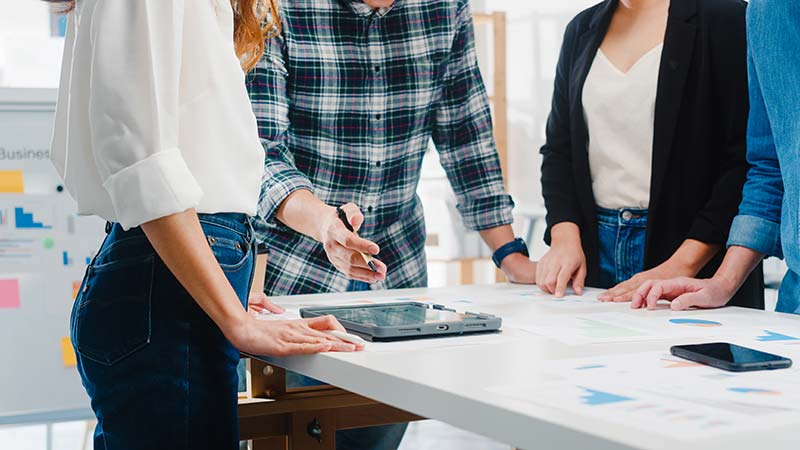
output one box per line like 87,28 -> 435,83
473,0 -> 597,212
0,0 -> 64,88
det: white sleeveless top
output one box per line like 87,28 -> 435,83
583,43 -> 663,210
51,0 -> 265,230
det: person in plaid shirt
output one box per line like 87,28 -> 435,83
247,0 -> 537,447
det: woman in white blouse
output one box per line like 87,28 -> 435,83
46,1 -> 359,448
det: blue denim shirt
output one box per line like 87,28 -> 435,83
727,1 -> 800,314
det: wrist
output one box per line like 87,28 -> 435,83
313,204 -> 339,243
500,252 -> 529,273
492,238 -> 529,269
711,271 -> 740,298
550,222 -> 580,246
218,307 -> 251,349
662,255 -> 699,277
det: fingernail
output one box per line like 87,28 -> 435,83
673,300 -> 682,309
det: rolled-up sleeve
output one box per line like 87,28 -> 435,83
727,52 -> 783,258
432,0 -> 514,231
88,0 -> 202,230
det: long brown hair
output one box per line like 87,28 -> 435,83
43,0 -> 279,72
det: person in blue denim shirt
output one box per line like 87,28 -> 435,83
632,0 -> 800,315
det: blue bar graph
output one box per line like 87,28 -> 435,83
14,207 -> 51,229
62,251 -> 72,266
575,364 -> 606,371
579,387 -> 634,406
757,330 -> 799,342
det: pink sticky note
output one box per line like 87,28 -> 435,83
0,279 -> 21,309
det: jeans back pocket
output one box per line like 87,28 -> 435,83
74,236 -> 155,366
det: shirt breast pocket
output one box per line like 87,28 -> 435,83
386,57 -> 441,112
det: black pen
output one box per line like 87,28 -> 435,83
336,206 -> 378,273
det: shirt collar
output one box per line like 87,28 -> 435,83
339,0 -> 397,18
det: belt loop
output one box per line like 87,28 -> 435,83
246,216 -> 256,245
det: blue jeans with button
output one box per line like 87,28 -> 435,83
71,213 -> 255,450
596,208 -> 648,289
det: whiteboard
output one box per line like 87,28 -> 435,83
0,88 -> 103,424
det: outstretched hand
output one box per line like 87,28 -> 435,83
248,291 -> 287,315
631,277 -> 733,310
599,260 -> 694,303
232,314 -> 364,357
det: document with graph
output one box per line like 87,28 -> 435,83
487,349 -> 800,438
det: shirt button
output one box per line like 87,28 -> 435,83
622,210 -> 633,221
375,114 -> 382,120
367,206 -> 374,213
374,65 -> 381,73
375,161 -> 381,167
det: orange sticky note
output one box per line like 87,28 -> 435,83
72,281 -> 81,300
0,170 -> 24,193
0,278 -> 21,309
61,336 -> 77,367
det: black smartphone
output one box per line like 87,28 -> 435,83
670,342 -> 793,372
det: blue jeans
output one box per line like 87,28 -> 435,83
596,208 -> 648,289
71,214 -> 255,450
285,280 -> 408,450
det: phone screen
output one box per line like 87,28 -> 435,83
675,343 -> 788,365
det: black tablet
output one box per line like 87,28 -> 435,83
300,302 -> 502,341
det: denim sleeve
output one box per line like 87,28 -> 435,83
727,52 -> 783,258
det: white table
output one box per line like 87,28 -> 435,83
254,284 -> 800,450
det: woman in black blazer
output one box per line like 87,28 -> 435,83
536,0 -> 763,308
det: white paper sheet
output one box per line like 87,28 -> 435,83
487,350 -> 800,439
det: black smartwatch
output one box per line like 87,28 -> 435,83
492,238 -> 529,268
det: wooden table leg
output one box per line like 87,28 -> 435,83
249,437 -> 288,450
459,259 -> 474,285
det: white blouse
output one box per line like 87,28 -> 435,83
583,44 -> 663,210
51,0 -> 265,230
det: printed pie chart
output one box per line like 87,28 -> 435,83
668,318 -> 722,327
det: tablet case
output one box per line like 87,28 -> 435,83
299,302 -> 502,342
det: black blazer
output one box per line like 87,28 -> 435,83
540,0 -> 763,308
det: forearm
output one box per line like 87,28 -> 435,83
478,224 -> 517,252
667,239 -> 721,275
275,189 -> 334,242
711,245 -> 765,296
140,209 -> 247,339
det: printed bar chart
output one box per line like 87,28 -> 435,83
14,206 -> 51,229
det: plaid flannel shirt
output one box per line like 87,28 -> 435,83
248,0 -> 514,295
